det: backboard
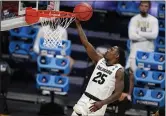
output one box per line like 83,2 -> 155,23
1,1 -> 60,31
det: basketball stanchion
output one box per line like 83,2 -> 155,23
0,61 -> 12,115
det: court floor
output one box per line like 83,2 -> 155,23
0,79 -> 147,116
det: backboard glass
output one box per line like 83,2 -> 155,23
18,1 -> 38,15
1,1 -> 60,31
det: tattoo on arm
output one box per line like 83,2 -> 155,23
101,68 -> 124,105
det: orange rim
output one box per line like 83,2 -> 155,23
25,7 -> 76,24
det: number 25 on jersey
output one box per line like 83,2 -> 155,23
92,72 -> 108,85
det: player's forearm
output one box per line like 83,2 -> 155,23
101,92 -> 122,105
102,76 -> 124,105
128,19 -> 147,42
129,32 -> 147,41
75,22 -> 89,48
139,31 -> 158,40
128,78 -> 134,95
75,21 -> 102,62
139,20 -> 159,40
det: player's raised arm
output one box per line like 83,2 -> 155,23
75,20 -> 103,63
101,68 -> 124,105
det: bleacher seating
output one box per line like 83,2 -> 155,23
36,74 -> 69,93
133,2 -> 165,110
154,37 -> 165,53
136,51 -> 165,71
116,1 -> 139,16
9,26 -> 38,61
37,55 -> 70,74
159,20 -> 165,31
133,87 -> 165,107
134,51 -> 165,108
9,26 -> 38,39
134,69 -> 165,88
158,2 -> 165,19
36,37 -> 71,94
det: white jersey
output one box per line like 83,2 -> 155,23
85,58 -> 123,100
128,14 -> 158,59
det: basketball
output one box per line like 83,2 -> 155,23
73,2 -> 93,21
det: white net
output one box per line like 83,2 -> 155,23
40,16 -> 76,48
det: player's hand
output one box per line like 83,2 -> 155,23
75,19 -> 82,28
118,93 -> 128,101
127,95 -> 132,101
154,111 -> 160,116
89,101 -> 104,112
75,19 -> 80,25
152,111 -> 159,116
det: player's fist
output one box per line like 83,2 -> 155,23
89,101 -> 104,112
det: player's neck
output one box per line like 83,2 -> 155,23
140,13 -> 148,17
106,60 -> 117,66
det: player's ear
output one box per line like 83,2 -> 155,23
116,54 -> 119,59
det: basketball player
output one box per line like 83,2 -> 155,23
81,45 -> 109,94
71,20 -> 125,116
125,0 -> 159,102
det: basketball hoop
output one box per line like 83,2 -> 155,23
25,7 -> 76,48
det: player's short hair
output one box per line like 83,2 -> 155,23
140,1 -> 151,8
117,47 -> 126,67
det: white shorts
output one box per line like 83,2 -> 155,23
71,94 -> 107,116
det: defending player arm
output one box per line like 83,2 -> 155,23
101,68 -> 124,105
75,20 -> 103,63
128,18 -> 147,41
138,18 -> 159,40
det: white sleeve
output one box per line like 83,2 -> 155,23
139,18 -> 159,40
33,27 -> 44,54
61,28 -> 68,40
128,17 -> 147,41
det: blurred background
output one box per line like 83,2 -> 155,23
0,1 -> 165,116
